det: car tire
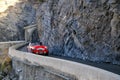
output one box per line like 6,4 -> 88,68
45,53 -> 48,56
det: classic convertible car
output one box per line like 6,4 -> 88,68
27,42 -> 49,55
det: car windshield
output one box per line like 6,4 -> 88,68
29,43 -> 40,46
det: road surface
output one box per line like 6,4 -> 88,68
19,44 -> 120,75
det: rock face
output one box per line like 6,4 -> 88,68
0,0 -> 119,64
0,0 -> 36,41
37,0 -> 120,64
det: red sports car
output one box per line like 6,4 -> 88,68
27,43 -> 49,55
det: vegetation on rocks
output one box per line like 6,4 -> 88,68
0,49 -> 12,80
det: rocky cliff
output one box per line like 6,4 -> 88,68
0,0 -> 120,64
0,0 -> 36,41
36,0 -> 120,64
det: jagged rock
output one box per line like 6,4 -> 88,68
36,0 -> 120,64
0,0 -> 120,64
0,0 -> 36,41
108,0 -> 117,4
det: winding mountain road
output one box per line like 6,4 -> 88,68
19,44 -> 120,75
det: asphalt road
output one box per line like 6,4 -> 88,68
19,45 -> 120,75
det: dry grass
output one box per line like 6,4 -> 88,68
0,44 -> 13,79
0,48 -> 12,74
0,48 -> 9,63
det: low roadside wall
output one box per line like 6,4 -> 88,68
9,43 -> 120,80
0,41 -> 25,55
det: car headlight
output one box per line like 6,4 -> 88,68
30,47 -> 35,49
